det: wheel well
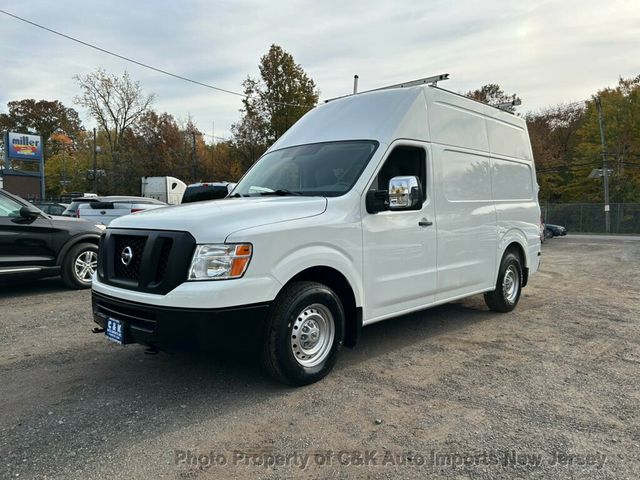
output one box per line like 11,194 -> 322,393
57,235 -> 100,266
505,242 -> 529,287
287,266 -> 361,348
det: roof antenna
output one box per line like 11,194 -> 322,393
353,75 -> 359,94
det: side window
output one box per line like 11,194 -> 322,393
373,146 -> 427,200
0,195 -> 22,217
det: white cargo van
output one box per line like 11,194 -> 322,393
91,79 -> 541,385
141,176 -> 187,205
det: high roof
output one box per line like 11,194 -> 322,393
270,84 -> 531,162
271,86 -> 430,150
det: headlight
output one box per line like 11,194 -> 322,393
188,243 -> 252,281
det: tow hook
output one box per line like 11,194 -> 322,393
92,327 -> 105,333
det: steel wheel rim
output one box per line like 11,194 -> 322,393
290,303 -> 335,367
503,265 -> 519,304
74,250 -> 97,282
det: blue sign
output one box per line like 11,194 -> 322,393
5,132 -> 43,161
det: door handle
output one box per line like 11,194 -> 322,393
418,218 -> 433,227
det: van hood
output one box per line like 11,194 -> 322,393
108,196 -> 328,242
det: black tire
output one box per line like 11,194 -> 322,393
261,281 -> 345,386
61,242 -> 98,289
484,251 -> 523,313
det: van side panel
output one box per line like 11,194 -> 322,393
427,90 -> 499,300
429,99 -> 490,151
485,112 -> 532,161
485,111 -> 541,275
433,147 -> 498,299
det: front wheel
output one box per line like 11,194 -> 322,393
484,251 -> 523,313
261,281 -> 345,386
61,242 -> 98,289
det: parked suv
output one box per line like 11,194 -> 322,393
181,182 -> 235,203
32,201 -> 69,216
91,80 -> 541,385
0,189 -> 102,288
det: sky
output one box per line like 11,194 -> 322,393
1,0 -> 638,141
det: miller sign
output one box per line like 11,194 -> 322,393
4,132 -> 43,161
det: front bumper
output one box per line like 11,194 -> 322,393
92,291 -> 270,350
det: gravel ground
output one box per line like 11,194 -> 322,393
1,235 -> 639,479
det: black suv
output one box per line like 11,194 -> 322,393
0,189 -> 103,288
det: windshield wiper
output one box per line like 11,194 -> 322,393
259,189 -> 302,196
229,193 -> 247,198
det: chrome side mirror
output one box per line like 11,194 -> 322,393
388,176 -> 423,210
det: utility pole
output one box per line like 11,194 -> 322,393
595,97 -> 610,233
92,128 -> 98,193
191,131 -> 197,182
61,145 -> 67,191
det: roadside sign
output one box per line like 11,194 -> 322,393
4,132 -> 43,161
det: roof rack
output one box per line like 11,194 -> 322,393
325,73 -> 450,103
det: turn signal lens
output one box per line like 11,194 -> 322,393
235,244 -> 252,256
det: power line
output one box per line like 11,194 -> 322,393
0,9 -> 245,98
537,160 -> 640,173
536,161 -> 601,173
0,9 -> 312,109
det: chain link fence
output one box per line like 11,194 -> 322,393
542,203 -> 640,234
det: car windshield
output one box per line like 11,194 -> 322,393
233,140 -> 379,197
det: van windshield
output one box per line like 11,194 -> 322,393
232,141 -> 379,197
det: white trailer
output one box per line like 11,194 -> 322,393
141,176 -> 186,205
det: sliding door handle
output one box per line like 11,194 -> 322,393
418,218 -> 433,227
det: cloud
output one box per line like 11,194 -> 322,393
1,0 -> 638,138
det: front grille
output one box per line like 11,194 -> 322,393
98,228 -> 195,294
113,235 -> 147,280
155,238 -> 173,282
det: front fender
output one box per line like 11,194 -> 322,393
271,244 -> 363,307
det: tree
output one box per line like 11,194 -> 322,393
130,110 -> 186,179
573,75 -> 640,203
526,103 -> 586,202
43,130 -> 94,197
466,84 -> 521,112
232,44 -> 319,167
0,99 -> 83,158
200,141 -> 244,182
74,68 -> 154,190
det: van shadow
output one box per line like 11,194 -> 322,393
338,299 -> 493,367
5,297 -> 496,477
